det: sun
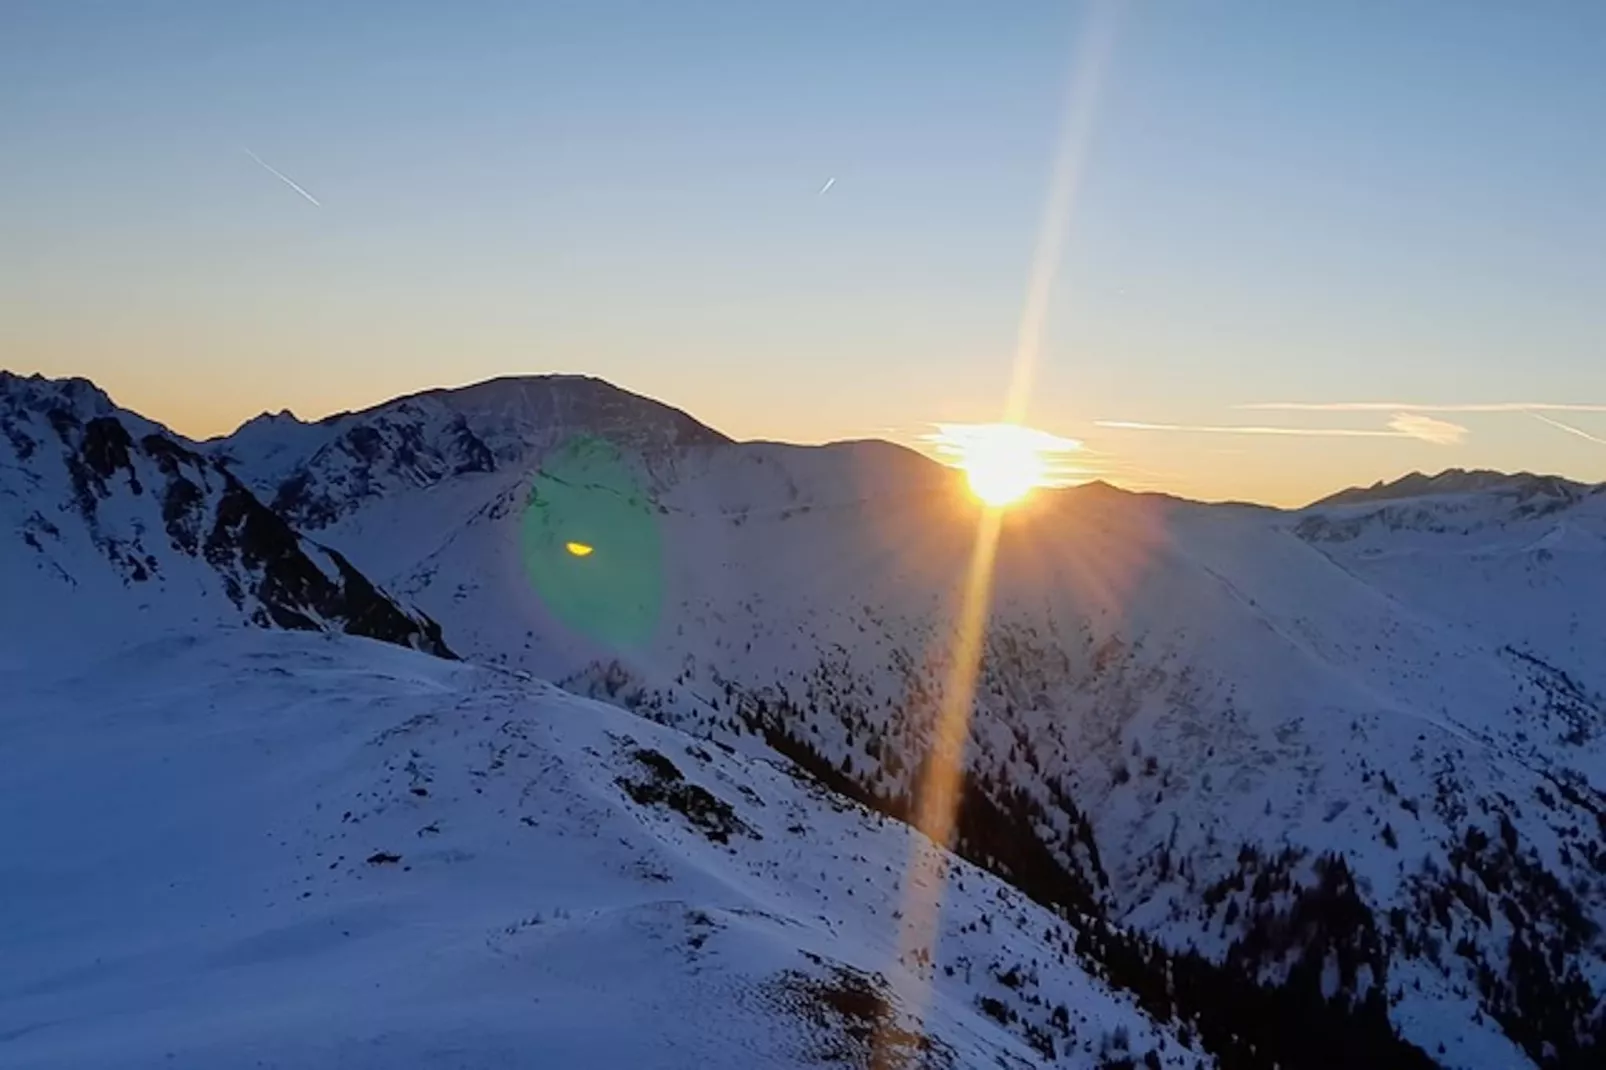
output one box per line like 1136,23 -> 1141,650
920,422 -> 1080,507
922,422 -> 1085,507
962,430 -> 1046,506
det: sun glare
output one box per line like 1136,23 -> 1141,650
924,423 -> 1083,507
965,435 -> 1045,506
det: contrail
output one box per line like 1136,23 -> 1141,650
1529,410 -> 1606,446
242,148 -> 321,207
817,176 -> 836,195
1243,401 -> 1606,413
1096,413 -> 1469,445
1095,419 -> 1407,438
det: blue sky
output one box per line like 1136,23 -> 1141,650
4,1 -> 1604,504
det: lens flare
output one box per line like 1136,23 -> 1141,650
521,436 -> 661,648
874,1 -> 1121,1058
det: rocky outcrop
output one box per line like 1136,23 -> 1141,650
1,371 -> 452,658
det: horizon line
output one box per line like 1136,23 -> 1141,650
6,364 -> 1601,510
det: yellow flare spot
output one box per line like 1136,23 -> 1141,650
565,541 -> 595,557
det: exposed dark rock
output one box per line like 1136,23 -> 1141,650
616,747 -> 753,845
1,373 -> 455,659
206,473 -> 453,656
81,416 -> 135,480
760,958 -> 956,1069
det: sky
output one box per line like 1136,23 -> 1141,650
4,1 -> 1605,506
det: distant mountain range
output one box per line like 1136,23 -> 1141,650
1312,467 -> 1597,509
4,368 -> 1604,1069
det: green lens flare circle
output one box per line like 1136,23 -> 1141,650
519,435 -> 663,648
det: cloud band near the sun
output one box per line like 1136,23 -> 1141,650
1384,412 -> 1467,445
1094,413 -> 1467,445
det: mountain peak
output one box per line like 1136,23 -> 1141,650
234,408 -> 303,432
1309,467 -> 1590,508
339,374 -> 731,446
0,376 -> 451,663
221,373 -> 732,528
0,370 -> 118,423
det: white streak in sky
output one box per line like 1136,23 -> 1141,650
1097,411 -> 1467,445
1529,411 -> 1606,446
243,148 -> 322,207
1095,420 -> 1410,439
817,177 -> 836,195
1242,401 -> 1606,413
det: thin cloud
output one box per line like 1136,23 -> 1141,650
1242,401 -> 1606,413
1095,420 -> 1407,439
1529,411 -> 1606,446
924,422 -> 1083,452
1387,412 -> 1467,445
243,147 -> 322,207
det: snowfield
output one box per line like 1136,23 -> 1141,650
1,630 -> 1200,1069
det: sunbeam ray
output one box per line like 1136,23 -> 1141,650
875,2 -> 1123,1054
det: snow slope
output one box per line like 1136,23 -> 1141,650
0,629 -> 1203,1070
1294,471 -> 1606,696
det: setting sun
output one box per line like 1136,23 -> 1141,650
922,423 -> 1084,507
964,434 -> 1045,506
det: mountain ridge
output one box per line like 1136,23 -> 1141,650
1309,467 -> 1598,509
19,368 -> 1597,512
0,369 -> 452,666
208,373 -> 724,439
204,373 -> 733,529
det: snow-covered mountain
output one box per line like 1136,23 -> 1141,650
1311,468 -> 1594,510
0,629 -> 1204,1069
1296,471 -> 1606,698
0,371 -> 449,666
210,375 -> 729,529
6,370 -> 1605,1068
207,375 -> 1606,1068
